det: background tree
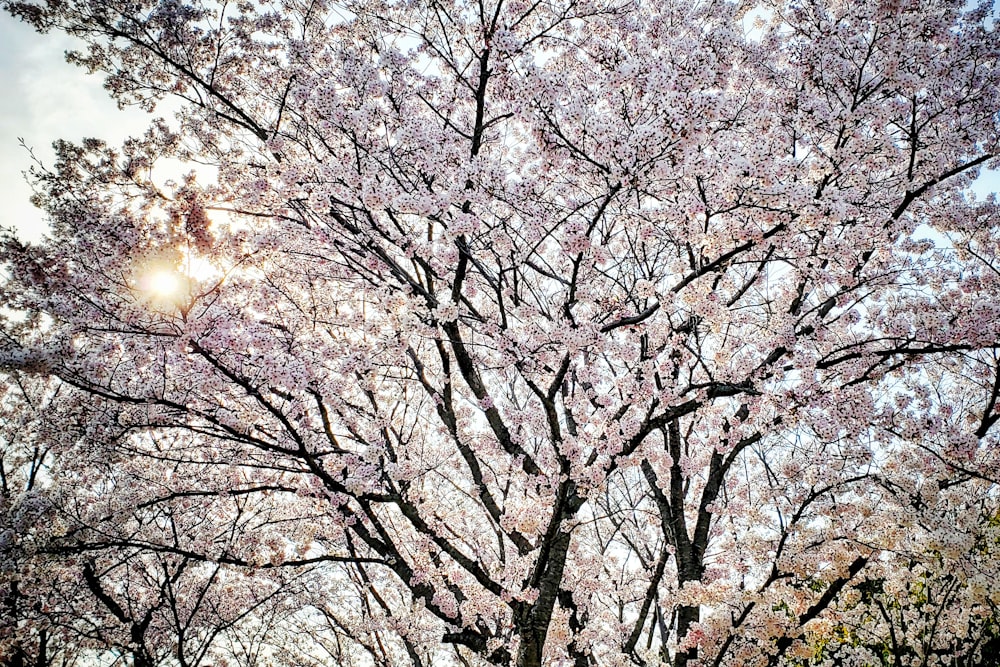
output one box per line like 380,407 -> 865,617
1,0 -> 999,665
0,371 -> 317,667
796,497 -> 1000,667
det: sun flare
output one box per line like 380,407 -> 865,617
147,270 -> 182,297
135,252 -> 219,309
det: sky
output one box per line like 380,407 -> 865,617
0,11 -> 997,245
0,14 -> 154,242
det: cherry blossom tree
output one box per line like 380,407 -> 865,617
1,371 -> 318,667
2,0 -> 1000,665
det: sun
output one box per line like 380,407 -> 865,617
137,266 -> 188,307
147,270 -> 182,297
135,250 -> 219,310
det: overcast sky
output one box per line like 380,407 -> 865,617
1,11 -> 997,245
0,15 -> 162,242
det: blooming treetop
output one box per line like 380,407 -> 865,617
1,0 -> 1000,665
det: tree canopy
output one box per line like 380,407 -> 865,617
2,0 -> 1000,665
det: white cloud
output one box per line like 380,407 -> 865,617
0,15 -> 153,241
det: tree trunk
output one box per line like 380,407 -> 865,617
34,631 -> 46,667
515,529 -> 575,667
5,646 -> 26,667
674,604 -> 700,667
